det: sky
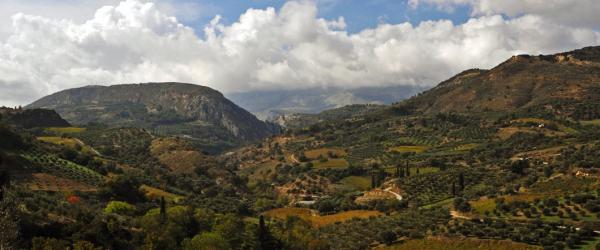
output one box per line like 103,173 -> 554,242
0,0 -> 599,107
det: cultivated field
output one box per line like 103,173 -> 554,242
26,173 -> 97,192
304,147 -> 347,159
339,176 -> 371,190
312,158 -> 349,169
263,207 -> 382,227
387,237 -> 540,250
140,185 -> 184,202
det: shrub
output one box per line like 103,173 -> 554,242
103,201 -> 136,216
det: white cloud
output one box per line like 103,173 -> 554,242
0,0 -> 599,106
410,0 -> 600,29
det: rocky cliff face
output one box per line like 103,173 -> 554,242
27,83 -> 278,143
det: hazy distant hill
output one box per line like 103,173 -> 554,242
269,104 -> 387,129
399,46 -> 600,119
28,83 -> 278,151
227,85 -> 424,120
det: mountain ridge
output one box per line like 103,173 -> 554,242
27,82 -> 278,151
397,46 -> 600,118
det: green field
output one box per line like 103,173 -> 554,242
37,136 -> 79,147
388,145 -> 429,153
581,119 -> 600,126
45,127 -> 87,134
339,176 -> 371,190
312,158 -> 349,169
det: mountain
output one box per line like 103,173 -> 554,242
27,83 -> 278,151
227,85 -> 424,120
398,46 -> 600,119
0,107 -> 70,128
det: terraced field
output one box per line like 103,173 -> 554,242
387,145 -> 429,153
448,127 -> 496,140
26,173 -> 97,192
22,153 -> 104,186
347,144 -> 384,164
399,168 -> 493,206
394,137 -> 440,146
387,237 -> 540,250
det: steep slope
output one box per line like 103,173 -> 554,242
399,46 -> 600,118
27,83 -> 278,147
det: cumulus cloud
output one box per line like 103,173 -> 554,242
0,0 -> 599,106
409,0 -> 600,28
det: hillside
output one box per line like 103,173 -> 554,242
27,82 -> 279,151
269,104 -> 387,129
400,46 -> 600,118
0,107 -> 70,128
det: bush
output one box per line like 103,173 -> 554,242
103,201 -> 136,216
454,197 -> 472,212
183,232 -> 230,250
380,231 -> 396,245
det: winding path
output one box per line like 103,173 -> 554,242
384,187 -> 403,201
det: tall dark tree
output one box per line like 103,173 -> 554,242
0,155 -> 8,201
257,215 -> 282,250
451,182 -> 456,197
159,197 -> 167,224
371,172 -> 376,189
458,172 -> 465,191
379,168 -> 386,186
416,167 -> 420,174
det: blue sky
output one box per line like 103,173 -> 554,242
176,0 -> 472,34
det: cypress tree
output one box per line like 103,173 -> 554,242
458,172 -> 465,191
452,182 -> 456,197
159,197 -> 167,224
0,155 -> 7,201
371,171 -> 376,189
257,215 -> 282,250
378,168 -> 385,187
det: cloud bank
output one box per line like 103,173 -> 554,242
0,0 -> 599,106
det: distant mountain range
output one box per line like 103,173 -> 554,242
27,83 -> 279,152
227,85 -> 425,120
